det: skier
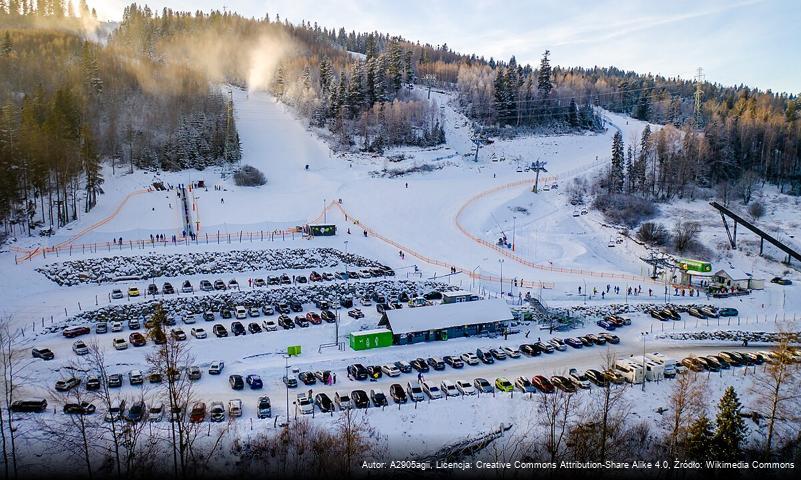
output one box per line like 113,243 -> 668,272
347,228 -> 351,234
221,198 -> 224,204
578,286 -> 582,294
363,230 -> 367,237
405,182 -> 408,188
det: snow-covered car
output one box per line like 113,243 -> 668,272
348,308 -> 364,319
360,297 -> 372,306
171,328 -> 187,341
148,402 -> 165,422
199,280 -> 213,291
190,327 -> 207,339
257,396 -> 272,418
110,321 -> 123,332
181,281 -> 193,293
32,347 -> 55,360
440,380 -> 460,397
261,304 -> 274,315
209,361 -> 225,375
568,368 -> 591,389
182,315 -> 196,325
249,307 -> 260,317
514,376 -> 537,393
253,278 -> 266,287
128,369 -> 144,385
335,392 -> 352,410
209,402 -> 226,422
421,382 -> 442,399
111,289 -> 124,300
456,380 -> 476,396
262,320 -> 277,331
55,377 -> 81,391
296,393 -> 314,414
112,338 -> 128,350
72,340 -> 89,355
95,322 -> 108,334
187,366 -> 202,381
381,364 -> 401,377
228,399 -> 243,417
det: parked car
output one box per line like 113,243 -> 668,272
456,380 -> 477,396
421,382 -> 443,399
162,282 -> 175,295
171,328 -> 187,341
473,378 -> 494,393
213,324 -> 228,337
262,320 -> 278,331
551,376 -> 577,393
410,358 -> 430,373
532,375 -> 555,393
112,337 -> 128,350
209,402 -> 226,422
55,377 -> 81,392
63,402 -> 96,415
585,369 -> 608,387
229,374 -> 244,390
209,361 -> 225,375
520,343 -> 543,355
95,322 -> 108,334
128,369 -> 144,385
440,380 -> 460,397
187,366 -> 202,381
405,382 -> 425,402
111,289 -> 124,300
476,349 -> 494,364
32,347 -> 55,360
568,368 -> 591,389
228,399 -> 243,417
500,346 -> 521,358
351,390 -> 370,408
335,392 -> 353,410
381,364 -> 401,377
63,326 -> 90,338
181,281 -> 193,293
394,360 -> 413,373
231,321 -> 246,336
771,277 -> 792,285
347,364 -> 369,380
200,280 -> 213,291
494,377 -> 514,392
107,374 -> 123,388
294,316 -> 309,328
719,308 -> 739,317
257,396 -> 272,418
314,393 -> 334,412
104,399 -> 126,422
390,384 -> 407,403
127,287 -> 140,297
110,321 -> 123,332
127,400 -> 146,422
149,402 -> 165,422
299,371 -> 316,385
514,376 -> 537,393
213,279 -> 227,291
190,327 -> 207,339
261,304 -> 274,316
370,389 -> 389,407
85,376 -> 101,390
282,376 -> 298,388
443,356 -> 464,368
129,332 -> 147,347
426,357 -> 446,370
189,402 -> 207,423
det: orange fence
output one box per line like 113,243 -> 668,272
331,202 -> 555,290
453,162 -> 661,285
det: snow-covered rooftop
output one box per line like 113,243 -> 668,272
382,299 -> 513,335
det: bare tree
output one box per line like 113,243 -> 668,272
0,321 -> 33,478
748,200 -> 766,221
750,330 -> 801,454
538,386 -> 579,463
333,408 -> 380,476
85,339 -> 123,477
665,371 -> 709,456
673,220 -> 701,253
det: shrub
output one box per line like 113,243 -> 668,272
233,165 -> 267,187
592,193 -> 658,228
637,222 -> 669,246
748,201 -> 765,221
673,221 -> 701,253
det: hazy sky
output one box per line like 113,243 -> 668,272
96,0 -> 800,94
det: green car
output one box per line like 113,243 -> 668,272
494,377 -> 514,392
718,308 -> 739,317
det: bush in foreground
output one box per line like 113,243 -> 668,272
233,165 -> 267,186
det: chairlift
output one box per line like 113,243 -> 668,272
608,237 -> 616,247
572,210 -> 580,217
516,166 -> 523,173
542,185 -> 551,191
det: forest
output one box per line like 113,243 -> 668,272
0,2 -> 241,237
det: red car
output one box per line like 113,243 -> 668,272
63,326 -> 90,338
531,375 -> 555,393
305,312 -> 322,325
129,332 -> 147,347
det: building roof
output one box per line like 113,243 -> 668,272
350,328 -> 392,337
381,299 -> 513,335
441,290 -> 476,298
714,269 -> 752,281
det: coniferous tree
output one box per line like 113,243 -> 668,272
713,386 -> 747,459
568,97 -> 579,128
537,49 -> 552,98
610,130 -> 625,194
685,415 -> 714,462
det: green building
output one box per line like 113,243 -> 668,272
349,328 -> 393,351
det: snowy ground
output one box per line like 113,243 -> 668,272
1,84 -> 800,472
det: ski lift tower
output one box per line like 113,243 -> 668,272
530,160 -> 548,193
639,251 -> 676,280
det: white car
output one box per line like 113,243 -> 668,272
235,306 -> 247,320
360,297 -> 372,306
421,381 -> 443,399
72,340 -> 89,355
110,321 -> 123,332
500,346 -> 521,358
456,380 -> 476,396
111,289 -> 124,300
381,364 -> 401,377
182,315 -> 196,325
568,369 -> 591,389
148,402 -> 165,422
406,382 -> 425,402
262,320 -> 277,331
296,393 -> 313,415
460,352 -> 480,366
209,361 -> 224,375
128,369 -> 144,385
548,339 -> 567,352
440,380 -> 460,397
228,399 -> 243,417
190,327 -> 207,339
112,338 -> 128,350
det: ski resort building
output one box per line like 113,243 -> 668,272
378,298 -> 514,345
712,269 -> 765,290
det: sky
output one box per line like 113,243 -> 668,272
96,0 -> 800,94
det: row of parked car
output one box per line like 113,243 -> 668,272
109,267 -> 397,301
680,349 -> 801,372
646,305 -> 739,322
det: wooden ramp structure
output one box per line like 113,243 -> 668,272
710,201 -> 801,264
